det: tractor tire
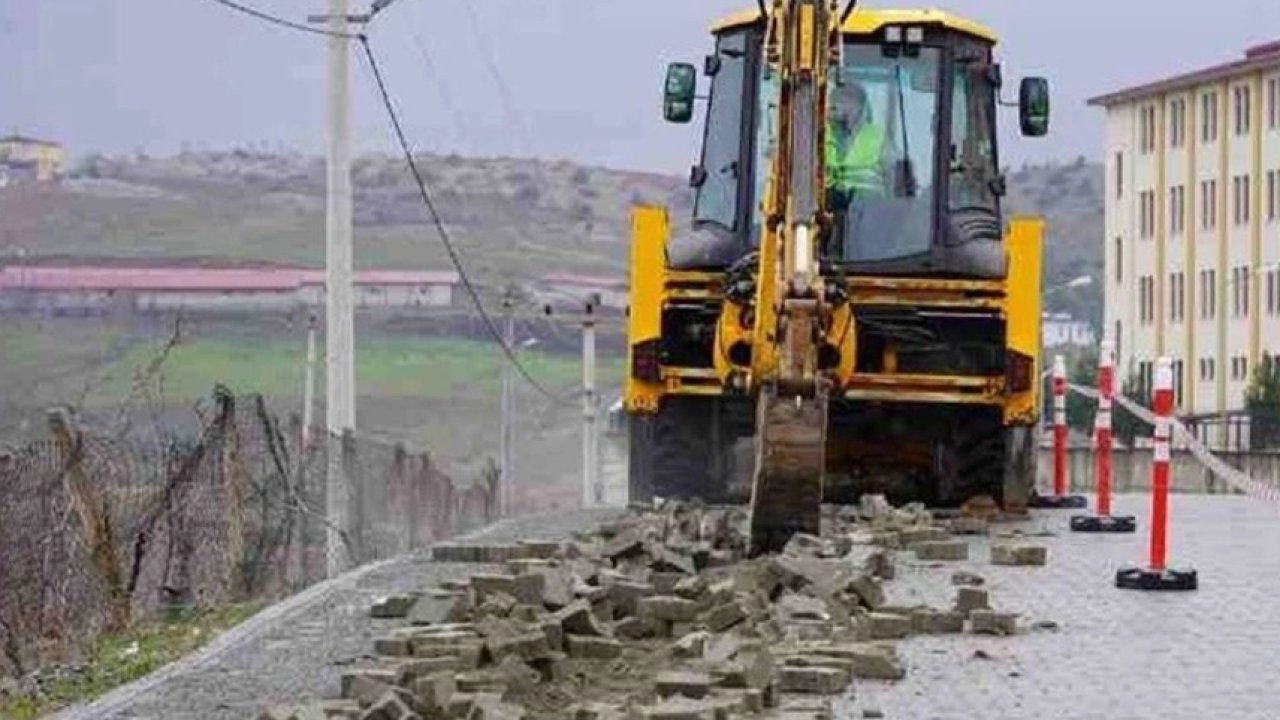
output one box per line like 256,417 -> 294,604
626,396 -> 736,504
1001,424 -> 1037,513
937,409 -> 1006,507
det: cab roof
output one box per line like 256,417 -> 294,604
711,7 -> 997,43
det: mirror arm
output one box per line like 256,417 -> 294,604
841,0 -> 859,23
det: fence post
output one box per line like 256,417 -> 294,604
1116,357 -> 1197,591
342,429 -> 363,565
221,390 -> 248,598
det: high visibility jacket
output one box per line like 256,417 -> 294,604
826,121 -> 886,196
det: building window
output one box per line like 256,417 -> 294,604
1234,175 -> 1252,226
1115,320 -> 1122,361
1169,185 -> 1186,236
1200,357 -> 1217,382
1233,265 -> 1252,317
1172,359 -> 1185,406
1201,179 -> 1218,230
1268,269 -> 1277,316
1169,97 -> 1187,148
1234,84 -> 1252,136
1202,90 -> 1219,142
1139,189 -> 1157,238
1169,271 -> 1186,323
1114,236 -> 1123,283
1139,104 -> 1158,154
1269,169 -> 1278,222
1114,151 -> 1124,198
1269,77 -> 1279,130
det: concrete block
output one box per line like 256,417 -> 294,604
867,613 -> 911,640
703,600 -> 748,632
912,540 -> 968,562
370,594 -> 419,619
970,609 -> 1018,635
990,544 -> 1047,566
776,666 -> 849,695
373,636 -> 412,657
673,630 -> 710,659
954,587 -> 989,616
898,526 -> 948,545
654,671 -> 713,699
341,670 -> 397,706
673,575 -> 708,600
409,672 -> 455,714
638,595 -> 701,622
554,600 -> 610,637
948,516 -> 989,536
565,634 -> 622,659
845,575 -> 884,610
359,691 -> 419,720
408,591 -> 467,627
910,609 -> 965,634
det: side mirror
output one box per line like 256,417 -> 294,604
1019,77 -> 1050,137
663,63 -> 697,124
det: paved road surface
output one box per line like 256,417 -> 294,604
839,493 -> 1280,719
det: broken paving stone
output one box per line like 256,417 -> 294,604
526,566 -> 575,609
898,526 -> 948,545
409,672 -> 455,714
777,593 -> 830,622
638,595 -> 701,623
912,540 -> 968,562
607,580 -> 655,618
407,590 -> 467,627
673,575 -> 708,600
564,634 -> 621,659
777,666 -> 850,695
360,691 -> 418,720
969,609 -> 1018,636
783,533 -> 826,557
950,571 -> 986,587
395,657 -> 461,684
704,600 -> 749,632
867,612 -> 911,640
370,594 -> 418,619
602,530 -> 647,562
948,516 -> 990,536
342,670 -> 397,706
859,494 -> 894,520
614,616 -> 651,640
990,544 -> 1047,567
845,574 -> 885,610
554,600 -> 611,637
673,630 -> 710,659
953,587 -> 990,616
655,671 -> 713,699
651,548 -> 699,575
837,644 -> 906,681
911,609 -> 965,635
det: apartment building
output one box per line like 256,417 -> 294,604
1090,40 -> 1280,437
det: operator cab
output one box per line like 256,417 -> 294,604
662,8 -> 1049,278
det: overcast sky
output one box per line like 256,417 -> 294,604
3,0 -> 1279,174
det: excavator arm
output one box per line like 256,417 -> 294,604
747,0 -> 848,554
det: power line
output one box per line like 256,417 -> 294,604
401,1 -> 477,154
205,0 -> 359,39
358,37 -> 559,401
453,0 -> 538,159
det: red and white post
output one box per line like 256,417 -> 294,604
1072,337 -> 1135,532
1095,339 -> 1115,516
1116,355 -> 1195,589
1035,355 -> 1088,509
1149,357 -> 1173,571
1052,355 -> 1068,498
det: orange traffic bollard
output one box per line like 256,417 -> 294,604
1072,338 -> 1136,533
1032,355 -> 1087,510
1116,357 -> 1196,591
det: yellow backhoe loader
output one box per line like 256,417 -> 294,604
625,1 -> 1051,553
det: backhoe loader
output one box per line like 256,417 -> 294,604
625,1 -> 1050,553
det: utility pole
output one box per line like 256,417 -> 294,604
308,0 -> 368,578
500,290 -> 515,517
582,294 -> 602,507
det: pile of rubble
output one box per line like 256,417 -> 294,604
260,497 -> 1048,720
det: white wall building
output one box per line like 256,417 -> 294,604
1091,39 -> 1280,435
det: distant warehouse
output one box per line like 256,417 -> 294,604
0,265 -> 459,316
1090,38 -> 1280,445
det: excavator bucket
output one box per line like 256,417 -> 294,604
748,383 -> 829,555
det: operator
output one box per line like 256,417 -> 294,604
825,79 -> 887,208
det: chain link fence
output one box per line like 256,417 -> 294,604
0,386 -> 496,677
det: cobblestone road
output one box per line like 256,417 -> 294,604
840,493 -> 1280,720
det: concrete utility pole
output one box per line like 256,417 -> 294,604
309,0 -> 365,578
500,291 -> 515,517
582,294 -> 602,507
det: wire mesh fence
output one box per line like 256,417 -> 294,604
0,386 -> 496,677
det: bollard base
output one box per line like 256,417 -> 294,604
1029,494 -> 1089,510
1115,566 -> 1198,591
1070,514 -> 1137,533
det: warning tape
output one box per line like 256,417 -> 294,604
1068,383 -> 1280,503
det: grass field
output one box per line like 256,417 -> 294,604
0,315 -> 624,482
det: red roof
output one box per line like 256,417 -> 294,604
0,266 -> 459,292
539,273 -> 628,290
1089,40 -> 1280,107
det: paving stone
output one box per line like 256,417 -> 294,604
638,595 -> 701,622
910,609 -> 966,634
651,572 -> 685,595
674,575 -> 708,600
373,636 -> 412,657
395,657 -> 462,685
629,697 -> 715,720
947,516 -> 990,536
359,690 -> 419,720
341,670 -> 397,706
409,672 -> 455,715
564,634 -> 622,659
969,609 -> 1018,636
898,526 -> 948,545
777,667 -> 850,695
655,671 -> 713,699
523,565 -> 574,609
842,644 -> 906,681
950,571 -> 986,587
370,594 -> 419,619
614,616 -> 652,640
471,574 -> 519,604
673,630 -> 710,659
912,540 -> 968,562
867,612 -> 911,640
990,544 -> 1047,567
407,590 -> 468,627
846,574 -> 885,610
953,587 -> 990,616
573,702 -> 625,720
554,599 -> 611,637
703,600 -> 748,632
